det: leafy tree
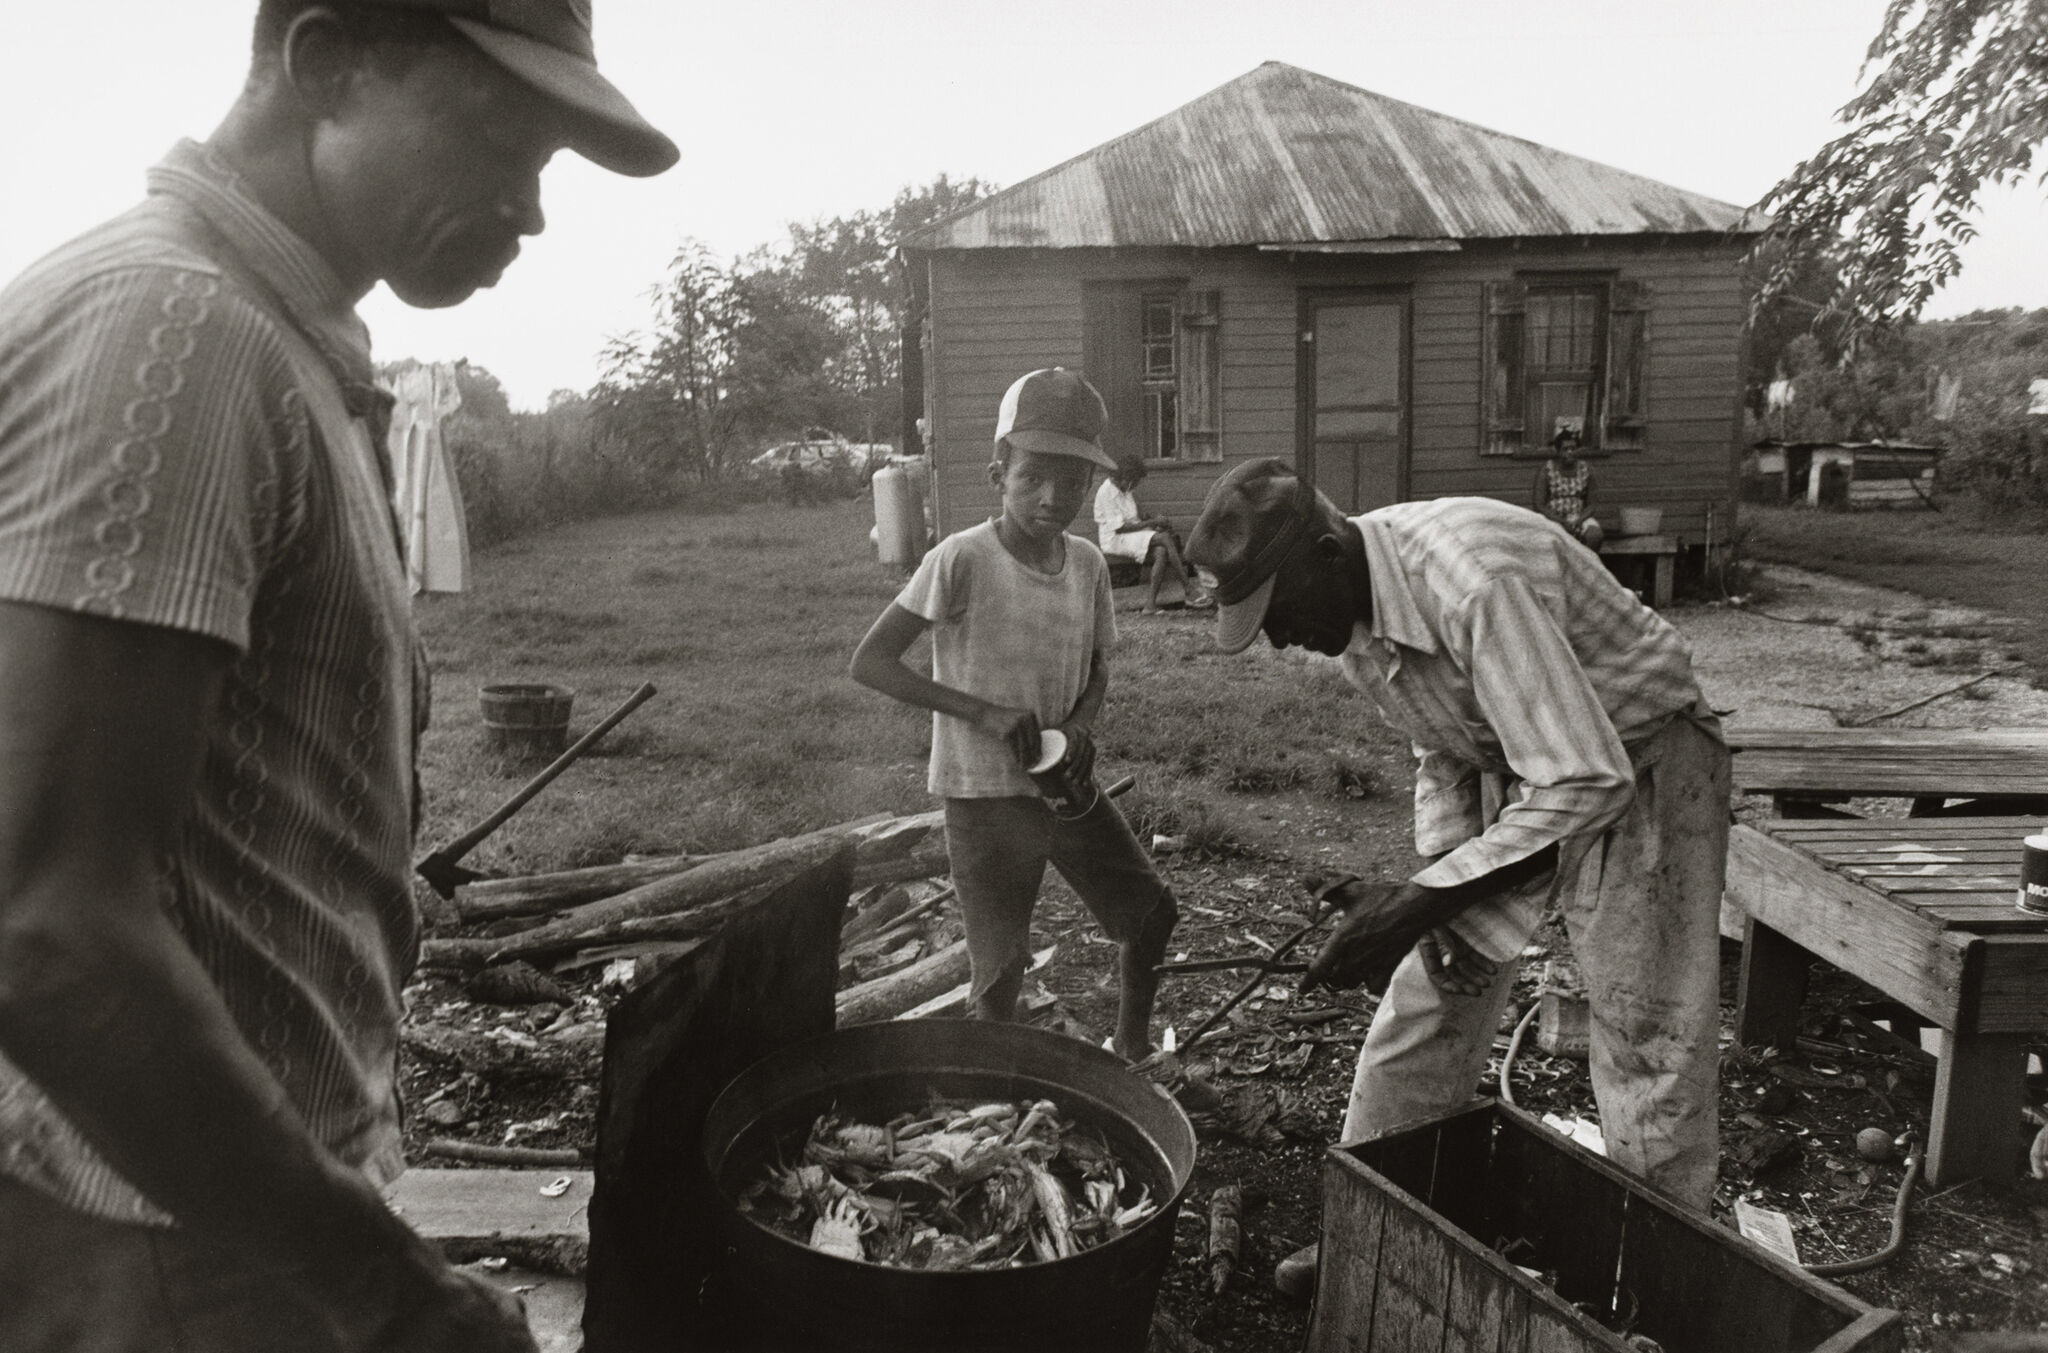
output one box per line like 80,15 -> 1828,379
1757,0 -> 2048,348
774,174 -> 995,446
597,175 -> 996,478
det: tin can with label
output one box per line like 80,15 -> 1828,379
2018,833 -> 2048,917
1027,728 -> 1099,820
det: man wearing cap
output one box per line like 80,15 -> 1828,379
0,4 -> 672,1348
1186,460 -> 1729,1236
852,368 -> 1179,1063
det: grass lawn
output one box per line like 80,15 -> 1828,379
411,498 -> 1410,882
1741,498 -> 2048,677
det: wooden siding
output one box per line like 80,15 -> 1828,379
922,240 -> 1745,547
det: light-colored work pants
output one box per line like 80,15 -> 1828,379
1341,715 -> 1730,1211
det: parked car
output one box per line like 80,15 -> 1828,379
747,430 -> 890,489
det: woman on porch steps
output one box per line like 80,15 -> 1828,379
1095,460 -> 1210,613
1532,424 -> 1606,550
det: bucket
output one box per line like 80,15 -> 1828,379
698,1019 -> 1198,1353
477,682 -> 573,760
1618,506 -> 1663,536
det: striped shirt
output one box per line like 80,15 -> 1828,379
1337,497 -> 1715,962
0,140 -> 421,1223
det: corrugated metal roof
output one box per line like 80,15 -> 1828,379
905,63 -> 1764,251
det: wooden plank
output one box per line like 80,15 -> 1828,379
1727,826 -> 1966,1027
385,1168 -> 591,1246
1927,1022 -> 2031,1187
1809,1308 -> 1904,1352
1493,1118 -> 1625,1319
1736,918 -> 1810,1052
1972,934 -> 2048,1034
1372,1203 -> 1453,1352
1442,1251 -> 1516,1353
1308,1151 -> 1388,1353
1619,1199 -> 1805,1353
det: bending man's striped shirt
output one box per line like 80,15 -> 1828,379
1336,496 -> 1719,963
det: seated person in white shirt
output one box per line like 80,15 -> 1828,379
1094,460 -> 1209,613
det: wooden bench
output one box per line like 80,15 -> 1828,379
1598,533 -> 1676,608
1727,815 -> 2048,1187
1728,726 -> 2048,817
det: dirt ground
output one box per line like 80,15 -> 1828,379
403,559 -> 2048,1352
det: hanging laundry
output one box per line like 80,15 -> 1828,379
1931,370 -> 1962,422
384,362 -> 471,595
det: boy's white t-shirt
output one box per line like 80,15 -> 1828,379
895,519 -> 1117,798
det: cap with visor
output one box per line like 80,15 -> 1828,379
993,368 -> 1118,473
386,0 -> 678,176
1184,457 -> 1324,654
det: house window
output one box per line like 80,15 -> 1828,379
1481,277 -> 1648,455
1083,283 -> 1223,465
1141,294 -> 1180,460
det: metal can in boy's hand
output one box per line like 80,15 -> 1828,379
2019,834 -> 2048,917
1027,728 -> 1099,819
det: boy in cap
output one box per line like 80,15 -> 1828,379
852,368 -> 1178,1059
1186,458 -> 1727,1289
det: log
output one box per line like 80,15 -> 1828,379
835,939 -> 970,1025
422,827 -> 859,971
425,885 -> 776,971
400,1023 -> 593,1084
1206,1184 -> 1242,1295
450,808 -> 937,923
424,1139 -> 587,1167
456,855 -> 698,921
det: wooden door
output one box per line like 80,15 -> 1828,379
1298,292 -> 1409,512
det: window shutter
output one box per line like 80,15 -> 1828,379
1604,280 -> 1648,449
1482,280 -> 1526,456
1179,290 -> 1222,463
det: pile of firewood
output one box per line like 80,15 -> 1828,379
416,807 -> 998,1038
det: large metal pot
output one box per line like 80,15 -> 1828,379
698,1019 -> 1199,1353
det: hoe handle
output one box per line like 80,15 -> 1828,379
432,681 -> 658,867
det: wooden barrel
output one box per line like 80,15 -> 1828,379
478,683 -> 574,760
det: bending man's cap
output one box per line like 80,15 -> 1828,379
396,0 -> 679,177
1185,457 -> 1320,654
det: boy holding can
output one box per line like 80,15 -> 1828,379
851,368 -> 1178,1059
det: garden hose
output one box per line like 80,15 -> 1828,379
1497,1001 -> 1924,1276
1499,1002 -> 1540,1108
1804,1134 -> 1922,1277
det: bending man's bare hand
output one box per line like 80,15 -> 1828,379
1300,880 -> 1441,996
1417,926 -> 1498,997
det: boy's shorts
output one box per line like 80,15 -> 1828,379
943,793 -> 1172,1003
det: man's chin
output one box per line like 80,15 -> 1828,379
388,278 -> 484,309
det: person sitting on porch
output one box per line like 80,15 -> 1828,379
1095,460 -> 1209,612
1532,426 -> 1604,550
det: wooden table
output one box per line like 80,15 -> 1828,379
1729,726 -> 2048,816
1728,815 -> 2048,1186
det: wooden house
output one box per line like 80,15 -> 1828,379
900,62 -> 1763,555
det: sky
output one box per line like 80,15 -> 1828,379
9,1 -> 2046,411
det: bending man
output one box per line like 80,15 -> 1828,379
1186,459 -> 1729,1287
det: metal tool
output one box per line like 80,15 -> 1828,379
415,681 -> 658,898
1169,875 -> 1353,1051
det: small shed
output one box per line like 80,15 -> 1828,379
1745,440 -> 1944,509
900,62 -> 1763,551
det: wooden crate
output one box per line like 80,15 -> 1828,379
1306,1102 -> 1900,1353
